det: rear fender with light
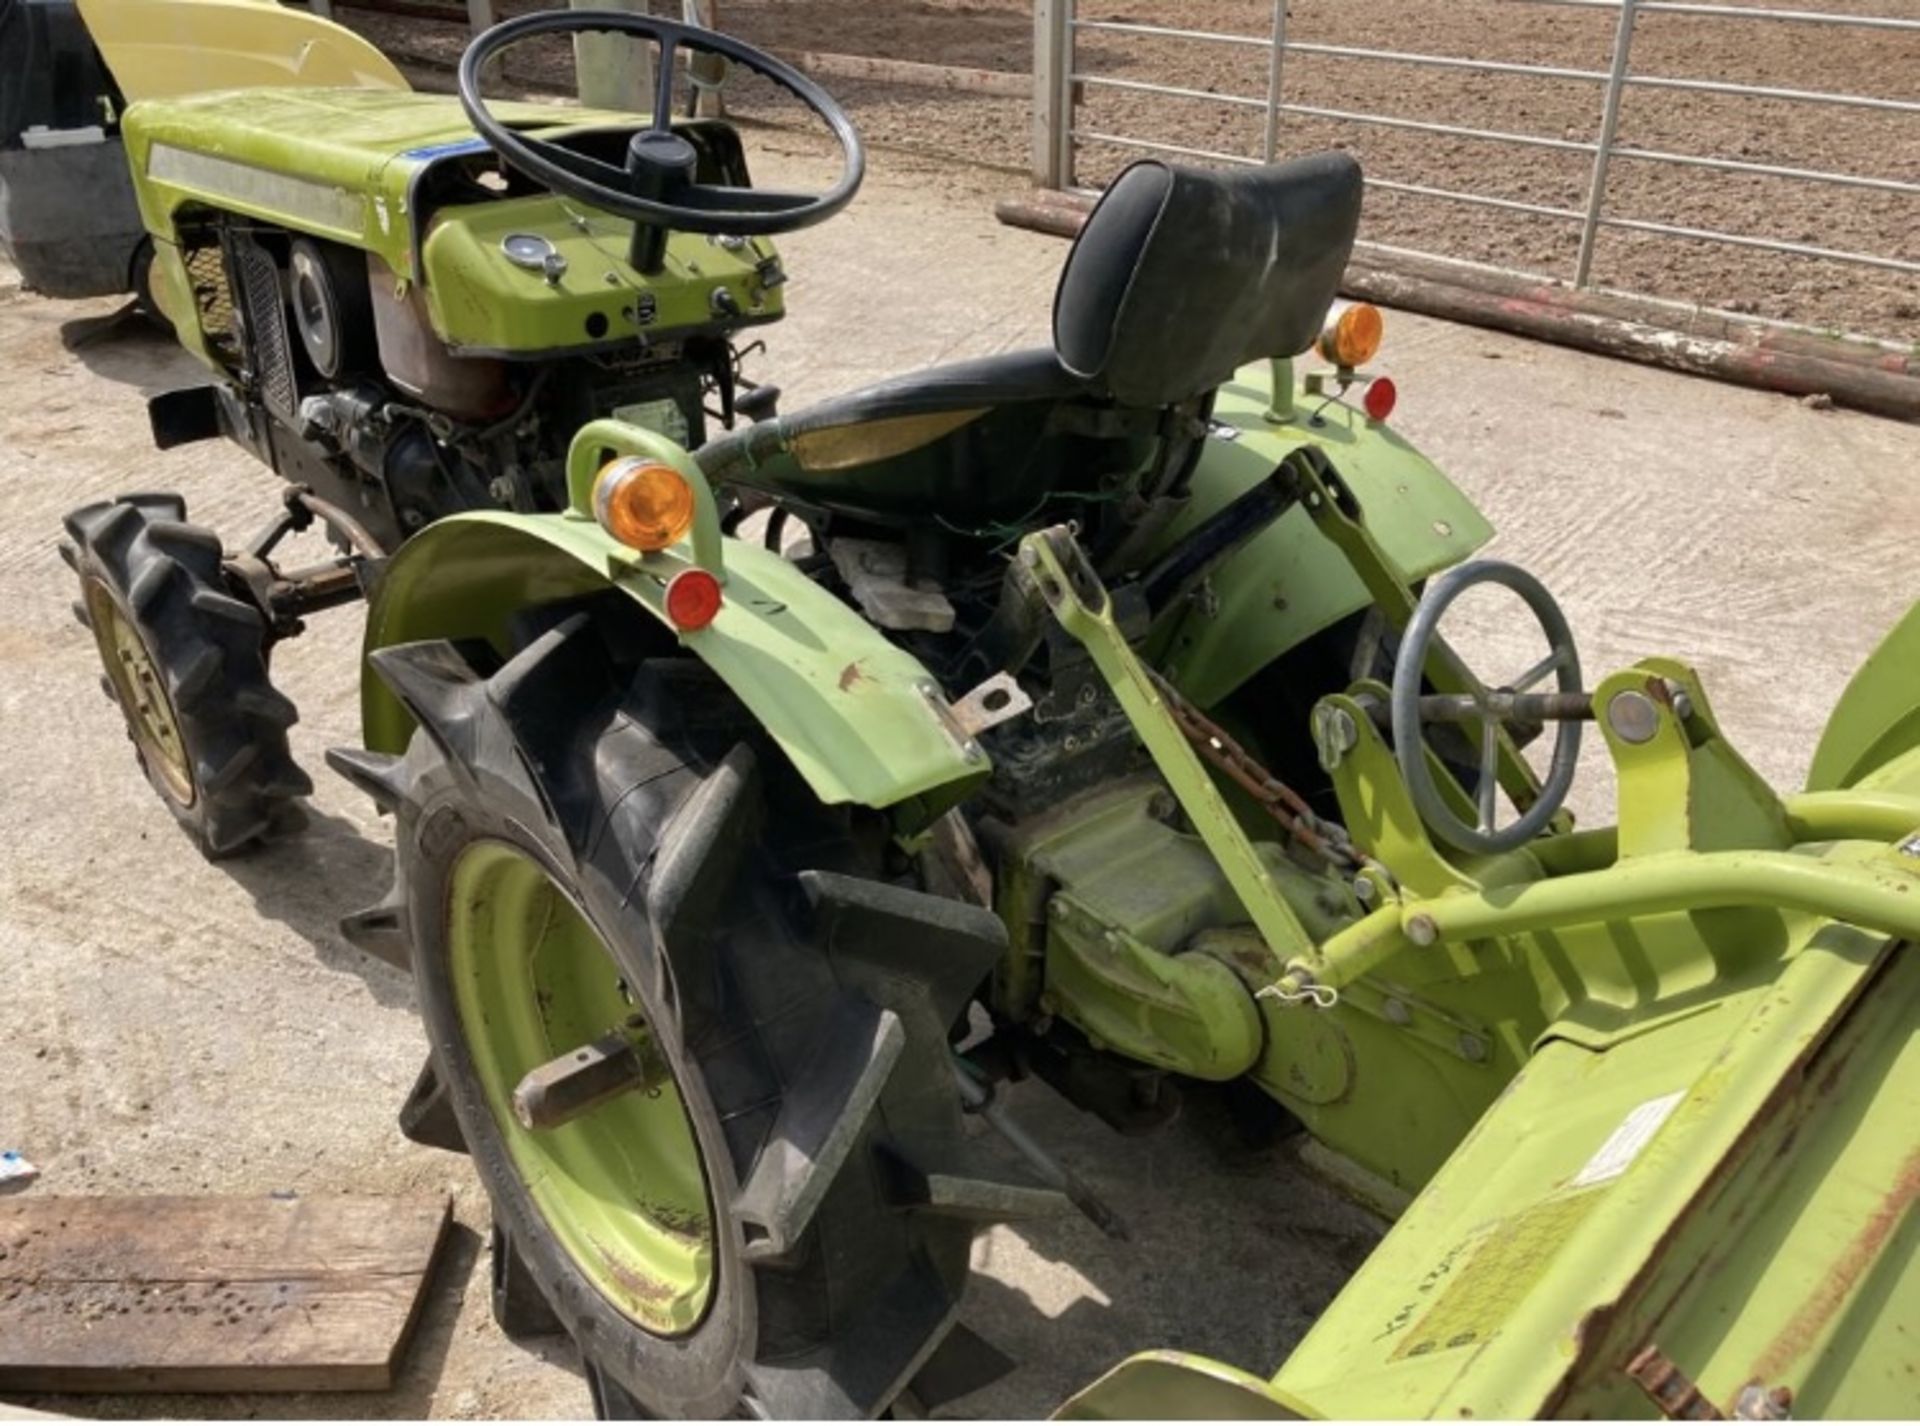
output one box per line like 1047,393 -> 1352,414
359,422 -> 987,828
1145,358 -> 1493,708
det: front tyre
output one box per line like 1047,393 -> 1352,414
62,495 -> 311,857
349,612 -> 1043,1418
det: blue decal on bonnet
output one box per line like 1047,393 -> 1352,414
401,137 -> 492,161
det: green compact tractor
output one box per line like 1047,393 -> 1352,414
58,5 -> 1920,1419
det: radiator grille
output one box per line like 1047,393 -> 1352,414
229,234 -> 295,418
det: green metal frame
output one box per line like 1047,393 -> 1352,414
1144,367 -> 1492,710
1026,374 -> 1920,1418
89,13 -> 1920,1411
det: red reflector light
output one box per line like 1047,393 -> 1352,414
1363,376 -> 1398,423
664,568 -> 722,631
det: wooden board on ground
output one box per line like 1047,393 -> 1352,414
0,1194 -> 451,1393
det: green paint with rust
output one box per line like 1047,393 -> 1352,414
1268,911 -> 1918,1418
1063,581 -> 1920,1416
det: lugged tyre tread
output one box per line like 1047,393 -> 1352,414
66,496 -> 308,859
351,611 -> 1043,1419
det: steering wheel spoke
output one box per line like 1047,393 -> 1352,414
524,137 -> 632,192
651,35 -> 680,132
1512,646 -> 1567,693
1477,716 -> 1501,835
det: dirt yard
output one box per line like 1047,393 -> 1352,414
338,0 -> 1920,344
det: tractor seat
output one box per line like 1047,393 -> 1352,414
696,152 -> 1363,530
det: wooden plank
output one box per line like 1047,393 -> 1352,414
0,1195 -> 451,1394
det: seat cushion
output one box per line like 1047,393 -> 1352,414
698,349 -> 1164,527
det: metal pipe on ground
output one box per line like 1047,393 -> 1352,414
993,191 -> 1920,421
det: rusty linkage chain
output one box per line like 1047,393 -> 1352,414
1145,667 -> 1360,870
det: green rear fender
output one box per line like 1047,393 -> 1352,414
359,508 -> 987,829
1808,600 -> 1920,793
1151,367 -> 1493,708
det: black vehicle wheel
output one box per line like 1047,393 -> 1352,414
62,495 -> 311,858
333,609 -> 1052,1418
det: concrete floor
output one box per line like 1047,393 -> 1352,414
3,132 -> 1919,1419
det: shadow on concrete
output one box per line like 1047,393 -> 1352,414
934,1076 -> 1387,1419
371,1220 -> 485,1419
58,304 -> 202,399
221,804 -> 415,1012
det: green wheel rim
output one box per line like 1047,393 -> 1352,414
86,578 -> 194,806
447,839 -> 716,1335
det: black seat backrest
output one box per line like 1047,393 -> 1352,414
697,152 -> 1364,526
1054,152 -> 1363,405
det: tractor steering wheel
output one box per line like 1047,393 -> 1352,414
1390,560 -> 1587,856
457,11 -> 863,239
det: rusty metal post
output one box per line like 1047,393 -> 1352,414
512,1027 -> 660,1132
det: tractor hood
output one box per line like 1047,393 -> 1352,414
121,88 -> 645,278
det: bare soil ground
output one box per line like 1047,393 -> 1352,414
338,0 -> 1920,343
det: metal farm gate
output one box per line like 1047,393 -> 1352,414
1030,1 -> 1920,341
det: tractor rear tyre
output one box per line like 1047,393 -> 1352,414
335,611 -> 1052,1418
62,494 -> 311,858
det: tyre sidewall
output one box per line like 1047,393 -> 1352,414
402,755 -> 754,1418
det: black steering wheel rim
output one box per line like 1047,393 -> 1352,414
457,10 -> 863,236
1390,559 -> 1585,857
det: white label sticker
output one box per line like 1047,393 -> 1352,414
612,398 -> 691,447
1569,1090 -> 1686,1189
